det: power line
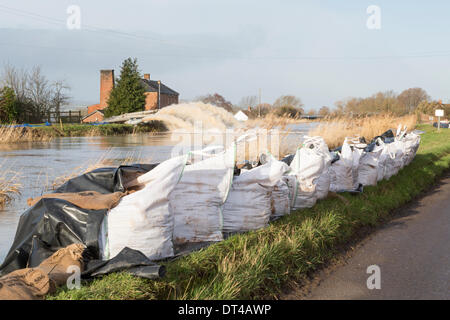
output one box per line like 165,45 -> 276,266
0,4 -> 242,57
2,4 -> 450,61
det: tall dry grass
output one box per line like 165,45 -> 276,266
309,114 -> 417,149
0,126 -> 52,143
0,162 -> 21,208
244,113 -> 313,130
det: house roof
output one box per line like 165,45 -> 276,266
140,79 -> 179,96
82,109 -> 104,121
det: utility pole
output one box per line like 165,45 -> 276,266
258,88 -> 261,118
158,80 -> 161,109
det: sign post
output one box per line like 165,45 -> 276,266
435,109 -> 444,131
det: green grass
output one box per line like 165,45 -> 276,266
49,124 -> 450,300
31,121 -> 167,137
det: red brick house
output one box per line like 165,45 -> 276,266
83,70 -> 179,123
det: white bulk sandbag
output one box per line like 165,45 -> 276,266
384,140 -> 405,179
357,149 -> 382,186
402,133 -> 421,166
329,138 -> 354,192
170,146 -> 235,244
223,159 -> 290,232
271,176 -> 291,218
316,167 -> 331,200
290,136 -> 329,208
374,140 -> 388,182
105,155 -> 188,261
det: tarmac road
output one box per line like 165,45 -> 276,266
294,173 -> 450,300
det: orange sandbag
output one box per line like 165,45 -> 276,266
0,244 -> 85,300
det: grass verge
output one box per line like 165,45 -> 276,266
49,124 -> 450,300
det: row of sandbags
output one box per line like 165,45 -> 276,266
101,128 -> 421,262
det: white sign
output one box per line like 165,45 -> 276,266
435,109 -> 444,117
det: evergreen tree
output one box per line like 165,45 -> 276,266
0,87 -> 19,123
105,58 -> 146,117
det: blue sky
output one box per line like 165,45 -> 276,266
0,0 -> 449,109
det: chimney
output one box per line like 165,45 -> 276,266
100,70 -> 114,109
144,73 -> 150,80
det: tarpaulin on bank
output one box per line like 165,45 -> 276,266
0,164 -> 164,279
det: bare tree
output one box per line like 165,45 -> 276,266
51,80 -> 71,115
273,95 -> 304,109
27,66 -> 51,114
197,93 -> 234,112
319,106 -> 330,116
239,95 -> 258,109
398,88 -> 430,114
1,64 -> 71,122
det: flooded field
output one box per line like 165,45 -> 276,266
0,122 -> 317,261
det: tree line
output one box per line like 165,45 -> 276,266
203,87 -> 446,119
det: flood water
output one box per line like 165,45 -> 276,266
0,122 -> 318,262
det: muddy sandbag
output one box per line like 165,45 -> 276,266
106,156 -> 187,261
0,268 -> 54,300
170,147 -> 235,244
271,176 -> 292,218
37,243 -> 85,286
27,191 -> 126,211
223,158 -> 290,232
0,244 -> 85,300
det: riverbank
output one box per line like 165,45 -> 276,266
48,124 -> 450,300
0,122 -> 167,143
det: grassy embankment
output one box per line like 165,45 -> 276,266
0,121 -> 167,143
49,123 -> 450,300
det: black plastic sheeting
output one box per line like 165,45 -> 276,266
0,164 -> 164,280
55,164 -> 158,194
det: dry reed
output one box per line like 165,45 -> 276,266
309,114 -> 417,149
0,161 -> 22,208
0,125 -> 52,143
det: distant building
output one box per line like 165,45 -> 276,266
84,70 -> 179,123
82,109 -> 104,123
234,110 -> 249,121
